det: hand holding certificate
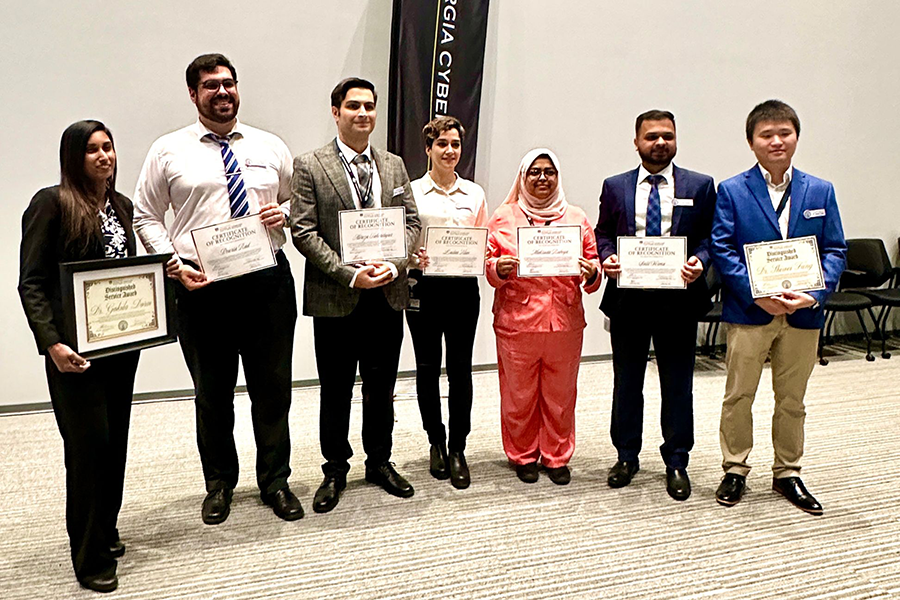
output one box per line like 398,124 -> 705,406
617,236 -> 687,289
339,207 -> 407,264
744,236 -> 825,298
423,227 -> 488,276
191,214 -> 277,282
517,225 -> 581,277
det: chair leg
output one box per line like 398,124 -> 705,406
818,321 -> 829,366
879,306 -> 894,359
824,311 -> 837,343
855,310 -> 875,362
710,322 -> 721,359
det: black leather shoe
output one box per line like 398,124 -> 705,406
313,475 -> 346,514
448,451 -> 470,489
108,539 -> 125,558
666,468 -> 691,501
201,488 -> 233,525
78,569 -> 118,593
515,462 -> 540,483
607,460 -> 639,488
772,477 -> 823,515
263,487 -> 305,521
715,473 -> 746,506
430,443 -> 450,480
365,462 -> 415,498
546,465 -> 571,486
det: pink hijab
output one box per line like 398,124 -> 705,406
503,148 -> 568,223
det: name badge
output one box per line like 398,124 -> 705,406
803,208 -> 826,219
673,198 -> 693,207
392,186 -> 405,197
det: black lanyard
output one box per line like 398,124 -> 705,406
774,180 -> 792,220
523,214 -> 552,227
335,139 -> 373,207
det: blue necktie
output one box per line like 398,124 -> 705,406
209,134 -> 249,218
645,174 -> 664,237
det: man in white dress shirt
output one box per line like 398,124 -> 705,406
133,53 -> 303,525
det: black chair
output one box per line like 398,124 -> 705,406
840,238 -> 900,358
698,263 -> 723,358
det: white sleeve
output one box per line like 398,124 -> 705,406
132,142 -> 176,255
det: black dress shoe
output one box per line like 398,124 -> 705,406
201,488 -> 233,525
546,465 -> 571,486
772,477 -> 823,515
448,451 -> 470,489
715,473 -> 746,506
313,475 -> 347,514
108,539 -> 125,558
666,468 -> 691,501
515,461 -> 540,483
78,569 -> 118,593
430,443 -> 450,480
263,487 -> 305,521
365,462 -> 415,498
607,460 -> 639,488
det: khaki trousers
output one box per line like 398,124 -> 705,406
720,315 -> 819,478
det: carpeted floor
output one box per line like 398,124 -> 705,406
1,342 -> 898,599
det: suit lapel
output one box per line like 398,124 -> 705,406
744,166 -> 782,237
625,168 -> 638,236
320,140 -> 356,211
372,148 -> 393,207
787,170 -> 807,238
671,164 -> 685,234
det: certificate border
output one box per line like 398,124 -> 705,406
743,235 -> 826,298
516,225 -> 582,278
338,206 -> 408,265
616,236 -> 688,290
60,254 -> 177,360
190,213 -> 277,282
423,226 -> 488,277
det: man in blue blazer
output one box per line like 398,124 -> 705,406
595,110 -> 717,501
711,100 -> 846,514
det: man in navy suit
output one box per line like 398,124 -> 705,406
595,110 -> 717,501
711,100 -> 845,514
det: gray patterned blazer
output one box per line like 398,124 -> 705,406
290,139 -> 420,317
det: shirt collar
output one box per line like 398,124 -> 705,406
637,162 -> 674,186
422,171 -> 466,195
759,164 -> 793,191
194,118 -> 245,141
335,137 -> 372,164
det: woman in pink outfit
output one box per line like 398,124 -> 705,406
486,148 -> 601,485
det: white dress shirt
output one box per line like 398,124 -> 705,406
635,162 -> 675,237
133,119 -> 293,263
759,164 -> 793,239
335,137 -> 383,209
410,172 -> 488,260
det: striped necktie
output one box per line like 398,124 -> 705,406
352,154 -> 374,208
209,133 -> 249,218
645,174 -> 664,237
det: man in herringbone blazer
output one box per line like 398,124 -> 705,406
291,77 -> 420,514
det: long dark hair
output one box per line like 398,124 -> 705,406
58,120 -> 117,254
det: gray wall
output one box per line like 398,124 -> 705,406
2,1 -> 898,405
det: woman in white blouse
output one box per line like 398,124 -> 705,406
407,116 -> 488,489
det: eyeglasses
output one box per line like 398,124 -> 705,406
199,79 -> 237,92
526,168 -> 558,179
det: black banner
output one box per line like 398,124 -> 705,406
388,0 -> 491,181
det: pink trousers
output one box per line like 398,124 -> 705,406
495,329 -> 584,468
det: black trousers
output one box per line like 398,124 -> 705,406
405,273 -> 479,452
46,350 -> 139,580
313,290 -> 403,477
176,252 -> 297,495
609,293 -> 697,470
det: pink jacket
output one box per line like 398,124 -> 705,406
486,203 -> 601,334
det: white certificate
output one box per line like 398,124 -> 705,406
517,225 -> 582,277
617,236 -> 687,289
191,214 -> 277,282
744,235 -> 825,298
423,227 -> 488,276
339,207 -> 408,264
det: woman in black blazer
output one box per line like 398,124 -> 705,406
18,120 -> 140,593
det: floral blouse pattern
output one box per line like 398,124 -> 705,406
100,200 -> 127,259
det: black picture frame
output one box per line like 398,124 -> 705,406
59,253 -> 177,359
